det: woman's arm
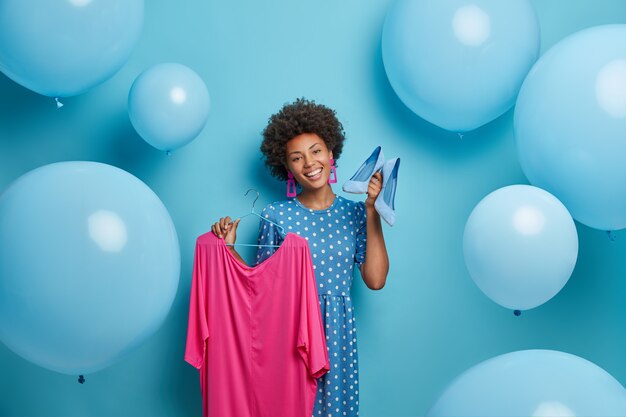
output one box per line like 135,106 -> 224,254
360,172 -> 389,290
227,246 -> 247,266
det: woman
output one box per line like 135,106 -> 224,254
212,98 -> 389,417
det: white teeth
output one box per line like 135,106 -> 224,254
305,168 -> 322,177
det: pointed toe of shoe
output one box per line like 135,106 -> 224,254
342,181 -> 369,194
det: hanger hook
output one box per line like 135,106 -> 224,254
244,189 -> 260,211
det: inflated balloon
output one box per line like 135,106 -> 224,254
128,63 -> 211,152
0,0 -> 143,98
515,25 -> 626,231
382,0 -> 539,132
0,162 -> 180,375
463,185 -> 578,311
426,350 -> 626,417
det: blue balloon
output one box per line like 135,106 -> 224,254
382,0 -> 540,132
426,350 -> 626,417
0,0 -> 143,98
463,185 -> 578,311
515,25 -> 626,231
128,63 -> 211,152
0,162 -> 180,375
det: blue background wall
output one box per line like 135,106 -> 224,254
1,1 -> 626,416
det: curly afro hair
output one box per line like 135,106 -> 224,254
260,98 -> 345,181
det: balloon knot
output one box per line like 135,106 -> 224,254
78,375 -> 85,384
165,150 -> 172,156
514,310 -> 521,316
606,230 -> 616,241
55,97 -> 64,109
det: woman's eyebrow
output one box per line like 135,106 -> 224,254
288,143 -> 322,155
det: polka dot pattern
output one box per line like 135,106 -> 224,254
256,195 -> 366,417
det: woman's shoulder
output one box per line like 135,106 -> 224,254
262,196 -> 363,216
336,195 -> 365,211
260,199 -> 297,215
335,196 -> 366,225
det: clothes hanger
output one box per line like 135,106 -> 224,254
225,189 -> 286,247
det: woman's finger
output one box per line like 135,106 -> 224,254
212,223 -> 224,238
219,216 -> 230,231
371,174 -> 382,190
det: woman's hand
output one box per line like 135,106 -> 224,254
211,216 -> 241,245
364,171 -> 383,208
211,216 -> 248,265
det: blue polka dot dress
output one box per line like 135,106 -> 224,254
256,195 -> 366,417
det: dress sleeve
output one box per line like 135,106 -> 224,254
255,204 -> 283,265
297,242 -> 330,379
184,240 -> 209,369
354,201 -> 367,269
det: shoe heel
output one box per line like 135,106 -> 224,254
375,157 -> 400,226
383,158 -> 399,211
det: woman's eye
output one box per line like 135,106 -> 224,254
313,149 -> 321,154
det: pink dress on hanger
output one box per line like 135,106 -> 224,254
185,231 -> 329,417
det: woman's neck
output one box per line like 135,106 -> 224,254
297,185 -> 336,210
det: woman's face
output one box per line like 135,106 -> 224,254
285,133 -> 333,192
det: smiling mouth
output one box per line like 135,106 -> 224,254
304,168 -> 323,178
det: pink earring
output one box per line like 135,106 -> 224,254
286,171 -> 297,197
328,158 -> 337,184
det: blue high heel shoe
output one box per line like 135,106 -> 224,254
374,157 -> 400,226
342,146 -> 385,194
